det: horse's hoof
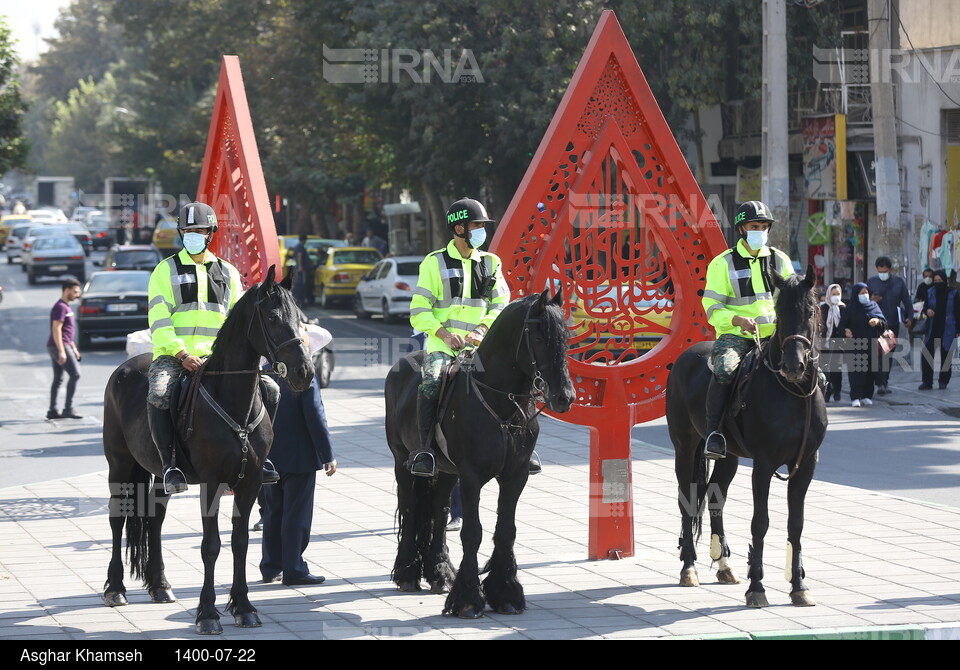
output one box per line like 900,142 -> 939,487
397,580 -> 422,593
745,591 -> 769,608
234,612 -> 262,628
149,588 -> 176,604
790,590 -> 816,607
196,618 -> 223,635
716,568 -> 741,585
679,567 -> 700,587
429,581 -> 449,595
494,603 -> 524,615
103,591 -> 128,607
457,605 -> 484,619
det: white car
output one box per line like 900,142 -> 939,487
353,255 -> 424,324
27,208 -> 68,223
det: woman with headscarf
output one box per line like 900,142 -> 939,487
919,270 -> 960,390
838,282 -> 887,407
820,283 -> 847,402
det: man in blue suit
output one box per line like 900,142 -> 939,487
260,365 -> 337,587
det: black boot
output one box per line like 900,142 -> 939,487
148,403 -> 188,494
704,377 -> 732,460
261,388 -> 280,485
528,450 -> 542,475
409,392 -> 439,478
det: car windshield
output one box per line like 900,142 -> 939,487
28,226 -> 61,237
34,236 -> 82,251
116,251 -> 161,265
396,262 -> 420,275
87,273 -> 151,293
332,250 -> 380,264
157,219 -> 178,230
88,215 -> 110,226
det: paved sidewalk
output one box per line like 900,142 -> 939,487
2,373 -> 960,640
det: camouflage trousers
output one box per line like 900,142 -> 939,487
709,334 -> 757,385
147,356 -> 280,409
419,351 -> 452,400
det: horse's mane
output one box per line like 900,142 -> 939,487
207,280 -> 300,369
498,293 -> 569,371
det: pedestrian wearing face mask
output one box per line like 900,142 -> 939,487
918,270 -> 960,390
866,256 -> 913,394
838,282 -> 887,407
819,283 -> 846,402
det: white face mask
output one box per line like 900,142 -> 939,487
924,276 -> 933,285
858,293 -> 871,305
468,228 -> 487,249
745,230 -> 768,249
878,272 -> 890,281
183,232 -> 210,255
829,295 -> 841,305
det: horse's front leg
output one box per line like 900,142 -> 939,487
145,480 -> 176,603
745,466 -> 772,608
226,481 -> 262,627
424,472 -> 457,594
196,483 -> 224,635
443,475 -> 485,618
482,467 -> 528,614
786,455 -> 818,607
707,455 -> 741,585
103,478 -> 129,607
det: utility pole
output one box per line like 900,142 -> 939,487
762,0 -> 790,248
869,0 -> 903,260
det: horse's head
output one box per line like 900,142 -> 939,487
771,263 -> 820,384
517,289 -> 576,413
251,265 -> 315,392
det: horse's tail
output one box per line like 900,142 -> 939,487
692,444 -> 708,542
123,465 -> 155,584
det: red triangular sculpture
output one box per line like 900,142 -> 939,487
197,56 -> 280,288
491,11 -> 727,559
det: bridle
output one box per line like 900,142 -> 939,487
246,289 -> 305,378
466,299 -> 554,431
755,302 -> 822,481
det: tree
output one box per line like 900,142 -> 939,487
0,16 -> 29,175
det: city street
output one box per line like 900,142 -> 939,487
2,253 -> 959,506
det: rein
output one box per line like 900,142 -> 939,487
464,300 -> 550,433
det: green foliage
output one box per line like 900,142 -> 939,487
20,0 -> 841,217
0,16 -> 29,175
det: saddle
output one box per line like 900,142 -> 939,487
429,358 -> 464,473
717,341 -> 769,458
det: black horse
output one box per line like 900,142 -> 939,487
385,290 -> 576,618
101,266 -> 314,634
666,265 -> 827,608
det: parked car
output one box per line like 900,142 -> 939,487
152,217 -> 182,253
76,271 -> 151,348
22,235 -> 86,285
5,223 -> 37,263
86,214 -> 118,250
0,214 -> 31,248
354,255 -> 424,324
314,246 -> 383,308
312,341 -> 334,388
96,244 -> 163,271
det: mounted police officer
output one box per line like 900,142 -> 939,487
147,201 -> 281,494
701,201 -> 795,460
406,197 -> 519,478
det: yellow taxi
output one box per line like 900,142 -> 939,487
567,284 -> 673,365
315,246 -> 382,308
277,235 -> 347,272
0,214 -> 32,248
152,217 -> 181,252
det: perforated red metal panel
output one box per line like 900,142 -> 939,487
491,11 -> 727,559
197,56 -> 280,288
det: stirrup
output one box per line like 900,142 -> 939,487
704,431 -> 727,461
528,450 -> 542,475
162,467 -> 188,494
262,459 -> 280,485
409,451 -> 436,478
